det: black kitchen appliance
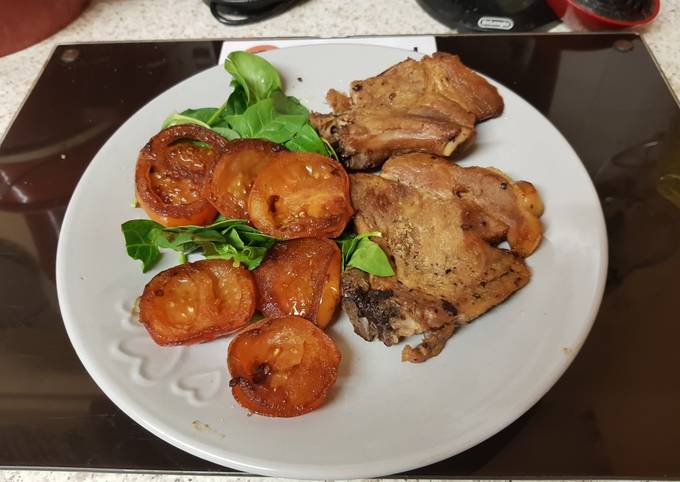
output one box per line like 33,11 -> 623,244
206,0 -> 301,25
417,0 -> 559,31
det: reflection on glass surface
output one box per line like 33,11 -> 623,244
656,120 -> 680,209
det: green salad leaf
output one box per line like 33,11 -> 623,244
123,217 -> 394,277
336,232 -> 395,277
163,108 -> 217,127
224,51 -> 283,104
347,238 -> 395,276
121,218 -> 277,272
121,220 -> 163,273
224,98 -> 308,143
159,50 -> 335,157
210,125 -> 241,140
224,84 -> 248,116
285,123 -> 330,155
162,109 -> 241,140
162,112 -> 212,129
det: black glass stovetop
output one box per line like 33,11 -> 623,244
1,33 -> 679,478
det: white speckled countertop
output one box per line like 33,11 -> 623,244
0,1 -> 678,480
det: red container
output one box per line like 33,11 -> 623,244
0,0 -> 90,57
546,0 -> 660,30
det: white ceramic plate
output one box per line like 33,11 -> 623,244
56,44 -> 607,479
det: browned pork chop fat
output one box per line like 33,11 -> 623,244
310,52 -> 503,170
343,160 -> 538,362
381,153 -> 544,257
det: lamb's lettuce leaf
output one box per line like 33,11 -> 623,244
336,232 -> 394,277
224,50 -> 282,104
121,218 -> 276,272
159,51 -> 335,156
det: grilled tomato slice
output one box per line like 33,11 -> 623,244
139,259 -> 256,345
206,139 -> 284,220
247,151 -> 353,238
227,316 -> 341,417
135,125 -> 229,227
253,238 -> 341,328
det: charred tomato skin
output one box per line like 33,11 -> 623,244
205,139 -> 285,220
247,151 -> 353,239
139,259 -> 256,345
135,125 -> 229,227
253,238 -> 341,329
227,316 -> 341,417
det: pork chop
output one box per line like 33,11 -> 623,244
381,153 -> 544,257
344,172 -> 531,362
310,52 -> 503,170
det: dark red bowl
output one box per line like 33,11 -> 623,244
546,0 -> 660,30
0,0 -> 90,57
